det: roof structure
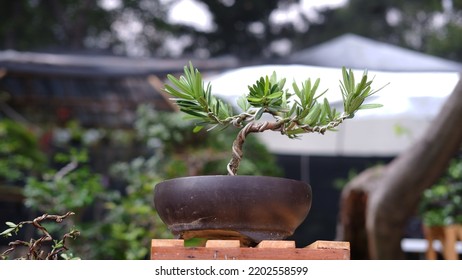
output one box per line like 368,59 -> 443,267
0,51 -> 238,128
0,50 -> 238,77
288,34 -> 462,72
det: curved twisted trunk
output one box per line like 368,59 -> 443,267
227,121 -> 284,175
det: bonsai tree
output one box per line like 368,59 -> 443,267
165,63 -> 384,175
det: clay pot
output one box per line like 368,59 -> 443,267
154,175 -> 312,244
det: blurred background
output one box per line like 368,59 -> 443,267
1,0 -> 462,259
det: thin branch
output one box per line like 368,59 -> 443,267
0,212 -> 78,260
54,160 -> 78,181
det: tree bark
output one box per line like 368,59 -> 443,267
366,75 -> 462,259
336,165 -> 386,259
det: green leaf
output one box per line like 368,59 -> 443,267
312,78 -> 320,97
180,109 -> 208,119
314,88 -> 328,101
342,67 -> 349,90
247,97 -> 264,103
348,68 -> 355,94
0,227 -> 15,236
292,82 -> 302,99
358,103 -> 383,110
167,75 -> 194,97
255,108 -> 265,120
193,126 -> 204,133
323,98 -> 331,118
349,96 -> 365,113
270,71 -> 278,85
288,103 -> 298,117
5,222 -> 16,228
266,91 -> 283,99
164,84 -> 192,100
305,104 -> 322,126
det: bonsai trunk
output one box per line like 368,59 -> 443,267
227,121 -> 284,175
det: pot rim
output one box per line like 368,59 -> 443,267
156,175 -> 309,186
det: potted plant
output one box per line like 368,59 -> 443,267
154,63 -> 383,245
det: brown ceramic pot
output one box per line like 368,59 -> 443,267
154,175 -> 312,244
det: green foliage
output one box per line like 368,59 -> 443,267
24,148 -> 104,214
340,68 -> 384,117
246,73 -> 286,110
23,152 -> 161,260
94,158 -> 171,259
419,158 -> 462,226
22,144 -> 169,259
165,63 -> 234,133
0,119 -> 46,182
166,63 -> 383,139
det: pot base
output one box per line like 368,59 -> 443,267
180,229 -> 255,245
177,229 -> 290,246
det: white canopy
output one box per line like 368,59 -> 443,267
205,64 -> 460,156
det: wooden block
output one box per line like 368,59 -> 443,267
256,240 -> 295,248
151,239 -> 184,247
456,224 -> 462,241
423,225 -> 459,260
206,240 -> 240,248
151,239 -> 350,260
305,240 -> 350,250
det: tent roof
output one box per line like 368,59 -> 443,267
288,34 -> 462,72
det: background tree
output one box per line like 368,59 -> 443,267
3,0 -> 462,61
0,0 -> 170,55
181,0 -> 298,58
302,0 -> 462,62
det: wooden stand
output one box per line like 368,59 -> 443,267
151,239 -> 350,260
423,224 -> 462,260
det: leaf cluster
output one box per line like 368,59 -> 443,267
340,68 -> 384,118
243,73 -> 286,120
165,63 -> 234,133
165,63 -> 384,138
